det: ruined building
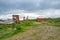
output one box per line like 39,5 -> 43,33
12,15 -> 19,23
23,16 -> 28,22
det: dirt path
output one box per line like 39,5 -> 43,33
6,25 -> 60,40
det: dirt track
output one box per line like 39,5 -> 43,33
5,24 -> 60,40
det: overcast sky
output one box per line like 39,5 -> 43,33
0,0 -> 60,19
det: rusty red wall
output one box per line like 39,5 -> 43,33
36,18 -> 45,22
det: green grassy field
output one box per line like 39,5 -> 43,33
0,18 -> 60,40
0,20 -> 37,40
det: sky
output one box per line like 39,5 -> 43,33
0,0 -> 60,20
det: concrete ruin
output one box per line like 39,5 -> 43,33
0,19 -> 13,24
0,15 -> 29,24
23,16 -> 28,22
12,15 -> 19,23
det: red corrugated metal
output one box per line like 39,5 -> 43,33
36,18 -> 45,22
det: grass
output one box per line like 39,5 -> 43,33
5,20 -> 60,40
45,18 -> 60,27
0,20 -> 37,40
0,18 -> 60,40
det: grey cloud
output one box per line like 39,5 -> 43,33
0,0 -> 60,15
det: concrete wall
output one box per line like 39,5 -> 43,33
12,15 -> 19,23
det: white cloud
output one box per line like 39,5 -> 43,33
0,9 -> 60,20
39,9 -> 60,18
0,10 -> 40,20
